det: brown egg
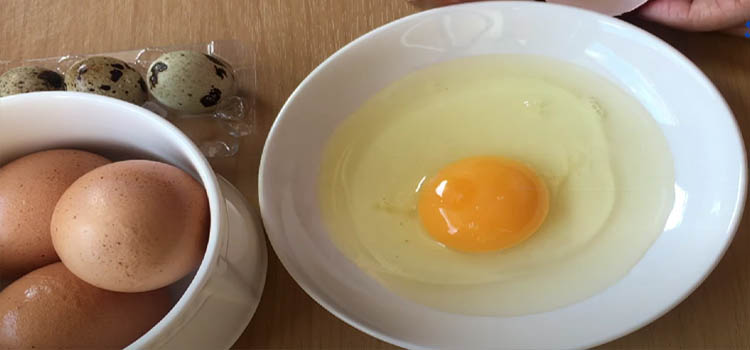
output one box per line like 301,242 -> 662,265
51,160 -> 209,293
0,262 -> 171,349
0,149 -> 110,279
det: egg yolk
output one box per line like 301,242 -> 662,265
417,156 -> 549,253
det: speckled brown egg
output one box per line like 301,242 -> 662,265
0,262 -> 171,349
65,56 -> 148,105
51,160 -> 209,293
0,149 -> 110,280
0,66 -> 65,97
147,51 -> 236,114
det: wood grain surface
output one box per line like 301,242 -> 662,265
1,1 -> 749,349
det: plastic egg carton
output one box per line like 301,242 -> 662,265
0,40 -> 256,158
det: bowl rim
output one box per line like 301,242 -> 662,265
259,1 -> 748,349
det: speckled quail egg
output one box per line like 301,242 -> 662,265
147,51 -> 236,114
65,56 -> 147,105
0,66 -> 65,97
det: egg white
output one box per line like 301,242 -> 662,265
319,55 -> 674,316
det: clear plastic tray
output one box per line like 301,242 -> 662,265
0,40 -> 256,158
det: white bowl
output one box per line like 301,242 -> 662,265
259,1 -> 746,349
0,92 -> 267,350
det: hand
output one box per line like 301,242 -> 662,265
411,0 -> 750,34
638,0 -> 750,31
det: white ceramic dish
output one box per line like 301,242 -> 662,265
546,0 -> 648,15
259,2 -> 746,349
0,92 -> 267,350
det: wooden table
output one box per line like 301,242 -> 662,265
2,1 -> 749,349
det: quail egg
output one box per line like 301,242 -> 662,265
147,51 -> 236,114
0,66 -> 65,97
65,56 -> 147,105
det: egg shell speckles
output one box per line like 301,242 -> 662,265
50,160 -> 209,293
64,56 -> 148,105
147,50 -> 236,114
0,66 -> 65,97
0,149 -> 111,280
0,263 -> 171,349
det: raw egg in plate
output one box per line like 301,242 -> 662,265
259,2 -> 745,349
319,54 -> 674,316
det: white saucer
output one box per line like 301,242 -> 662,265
128,176 -> 267,349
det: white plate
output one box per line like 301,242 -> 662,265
259,2 -> 747,349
